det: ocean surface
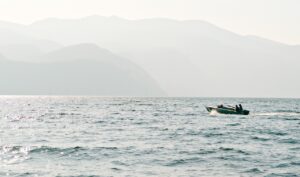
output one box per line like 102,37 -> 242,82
0,96 -> 299,177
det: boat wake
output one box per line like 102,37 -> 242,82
254,111 -> 300,116
209,110 -> 219,116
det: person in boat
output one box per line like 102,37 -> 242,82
235,105 -> 240,112
239,104 -> 243,111
217,104 -> 224,108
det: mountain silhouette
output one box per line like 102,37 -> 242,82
0,43 -> 165,96
0,16 -> 299,97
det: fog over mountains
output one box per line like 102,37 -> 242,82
0,16 -> 299,97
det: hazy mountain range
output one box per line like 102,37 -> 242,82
0,43 -> 164,96
0,16 -> 299,97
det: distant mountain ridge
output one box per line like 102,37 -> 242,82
0,43 -> 165,96
0,16 -> 299,97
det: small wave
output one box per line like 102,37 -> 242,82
153,113 -> 161,116
58,112 -> 68,116
186,130 -> 201,136
111,167 -> 122,171
185,113 -> 198,116
165,159 -> 186,166
219,147 -> 251,155
219,147 -> 234,151
291,161 -> 300,166
28,146 -> 119,156
251,136 -> 270,142
265,173 -> 299,177
29,146 -> 86,157
203,132 -> 224,137
4,172 -> 37,177
279,138 -> 300,144
196,149 -> 216,155
111,112 -> 120,115
243,168 -> 263,174
137,103 -> 153,106
289,147 -> 300,151
226,123 -> 241,126
283,118 -> 300,121
272,163 -> 290,168
111,160 -> 129,166
165,157 -> 203,166
94,120 -> 106,124
257,129 -> 288,136
18,172 -> 46,177
109,103 -> 124,106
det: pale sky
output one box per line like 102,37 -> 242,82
0,0 -> 299,44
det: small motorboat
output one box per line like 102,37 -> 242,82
205,105 -> 250,115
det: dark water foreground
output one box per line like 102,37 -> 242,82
0,96 -> 299,177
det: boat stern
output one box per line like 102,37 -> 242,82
243,110 -> 250,115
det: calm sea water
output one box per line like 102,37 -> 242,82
0,96 -> 299,177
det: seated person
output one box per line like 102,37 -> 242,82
235,105 -> 240,112
239,104 -> 243,111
